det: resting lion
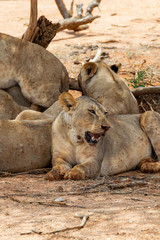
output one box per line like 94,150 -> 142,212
0,32 -> 69,108
46,92 -> 160,180
78,61 -> 139,115
0,119 -> 52,172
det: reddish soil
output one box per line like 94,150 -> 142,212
0,0 -> 160,239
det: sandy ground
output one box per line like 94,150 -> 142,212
0,0 -> 160,239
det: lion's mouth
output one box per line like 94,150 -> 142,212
85,131 -> 104,145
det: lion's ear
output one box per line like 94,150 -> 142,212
59,92 -> 77,112
110,63 -> 121,73
82,62 -> 98,81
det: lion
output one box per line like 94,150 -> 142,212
0,32 -> 69,108
15,99 -> 62,121
0,119 -> 52,172
78,60 -> 139,115
46,92 -> 160,180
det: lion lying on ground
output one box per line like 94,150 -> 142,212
78,60 -> 139,115
0,119 -> 52,172
46,92 -> 160,180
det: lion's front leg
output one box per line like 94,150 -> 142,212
140,111 -> 160,161
64,160 -> 100,180
46,157 -> 71,181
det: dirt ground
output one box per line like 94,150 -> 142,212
0,0 -> 160,239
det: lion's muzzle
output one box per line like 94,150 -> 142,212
85,125 -> 110,145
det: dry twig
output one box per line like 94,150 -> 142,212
8,196 -> 85,208
21,213 -> 89,235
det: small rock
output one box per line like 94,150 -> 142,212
70,51 -> 79,56
55,197 -> 64,202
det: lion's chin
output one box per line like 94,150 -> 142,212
85,131 -> 104,145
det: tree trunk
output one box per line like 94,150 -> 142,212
32,16 -> 60,48
22,0 -> 37,41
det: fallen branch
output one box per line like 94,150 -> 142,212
132,86 -> 160,96
21,214 -> 89,235
8,196 -> 85,208
23,0 -> 101,47
57,14 -> 100,32
86,0 -> 101,15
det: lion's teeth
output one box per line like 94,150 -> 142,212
92,134 -> 100,140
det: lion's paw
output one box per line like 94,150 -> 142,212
46,167 -> 66,181
140,162 -> 160,173
64,167 -> 85,180
138,157 -> 160,173
138,157 -> 153,170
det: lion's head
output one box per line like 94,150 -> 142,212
58,92 -> 110,146
77,61 -> 139,115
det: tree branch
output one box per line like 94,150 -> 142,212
22,0 -> 37,41
55,0 -> 72,19
57,14 -> 100,32
86,0 -> 101,15
76,4 -> 83,18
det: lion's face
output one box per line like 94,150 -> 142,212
59,93 -> 110,146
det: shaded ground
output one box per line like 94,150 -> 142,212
0,171 -> 160,240
0,0 -> 160,239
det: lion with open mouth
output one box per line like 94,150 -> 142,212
46,92 -> 160,181
46,92 -> 110,180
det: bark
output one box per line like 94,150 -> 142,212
32,16 -> 60,48
22,0 -> 37,41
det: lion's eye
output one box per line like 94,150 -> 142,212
88,109 -> 96,115
105,112 -> 108,117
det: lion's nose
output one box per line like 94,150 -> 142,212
101,125 -> 110,131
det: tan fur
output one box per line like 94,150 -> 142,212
46,93 -> 110,180
0,89 -> 27,120
15,110 -> 53,121
16,99 -> 63,121
0,119 -> 52,172
5,85 -> 31,108
46,93 -> 160,180
0,33 -> 69,108
78,61 -> 139,115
